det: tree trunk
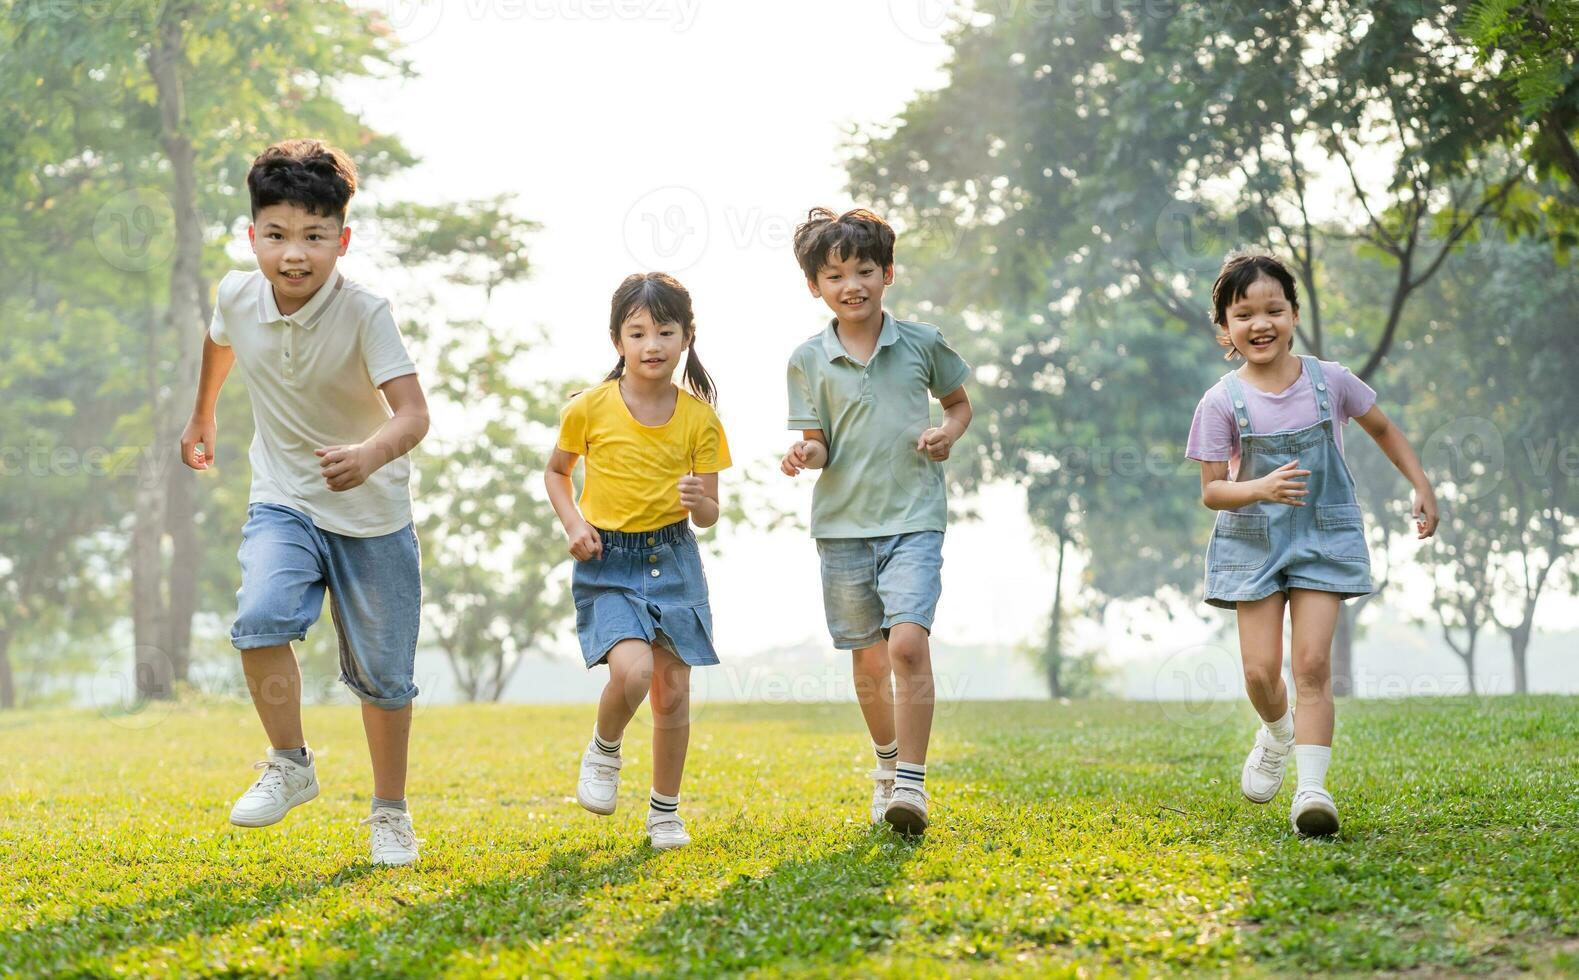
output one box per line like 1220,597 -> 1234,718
1332,603 -> 1355,697
1506,619 -> 1532,695
147,0 -> 204,685
1044,535 -> 1067,699
0,629 -> 14,710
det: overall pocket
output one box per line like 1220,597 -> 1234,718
1316,503 -> 1369,563
1208,512 -> 1271,572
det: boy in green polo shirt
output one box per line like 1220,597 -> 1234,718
780,207 -> 973,836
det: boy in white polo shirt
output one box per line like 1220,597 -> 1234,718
179,139 -> 430,866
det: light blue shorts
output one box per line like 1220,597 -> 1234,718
572,520 -> 719,669
816,530 -> 944,650
231,503 -> 421,709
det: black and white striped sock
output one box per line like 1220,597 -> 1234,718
873,739 -> 899,768
894,762 -> 926,793
592,729 -> 622,757
649,790 -> 679,820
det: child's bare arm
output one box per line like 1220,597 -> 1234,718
1354,404 -> 1439,538
179,333 -> 236,470
545,447 -> 602,560
316,374 -> 430,492
679,471 -> 721,529
918,385 -> 972,460
781,429 -> 829,476
1199,458 -> 1312,511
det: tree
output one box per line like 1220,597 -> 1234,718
847,0 -> 1530,694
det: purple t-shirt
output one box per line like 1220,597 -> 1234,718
1185,359 -> 1376,470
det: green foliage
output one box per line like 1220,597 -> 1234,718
417,333 -> 577,702
1,698 -> 1575,974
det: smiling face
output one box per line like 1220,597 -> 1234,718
808,248 -> 893,329
249,203 -> 350,315
613,305 -> 688,383
1221,275 -> 1298,367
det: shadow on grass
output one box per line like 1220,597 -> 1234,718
1,862 -> 378,975
615,830 -> 921,977
306,837 -> 661,977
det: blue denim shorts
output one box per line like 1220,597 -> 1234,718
1205,501 -> 1374,609
572,520 -> 718,668
816,530 -> 944,650
231,503 -> 421,708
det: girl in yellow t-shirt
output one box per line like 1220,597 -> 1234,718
544,271 -> 731,851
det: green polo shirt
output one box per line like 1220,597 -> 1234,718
786,312 -> 971,539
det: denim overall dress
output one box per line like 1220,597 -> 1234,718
1204,356 -> 1373,609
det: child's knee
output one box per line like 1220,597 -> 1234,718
851,644 -> 890,675
1242,660 -> 1282,692
886,626 -> 930,670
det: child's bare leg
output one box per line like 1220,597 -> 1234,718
241,643 -> 306,748
648,643 -> 691,798
851,640 -> 897,747
596,639 -> 655,743
361,702 -> 412,801
887,624 -> 934,765
1288,589 -> 1340,746
1236,593 -> 1289,723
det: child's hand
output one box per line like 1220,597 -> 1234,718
1254,459 -> 1310,506
678,474 -> 707,512
917,426 -> 954,461
316,443 -> 375,492
567,521 -> 603,561
180,415 -> 216,471
1412,485 -> 1439,539
781,440 -> 817,476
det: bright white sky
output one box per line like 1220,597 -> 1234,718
319,1 -> 1572,694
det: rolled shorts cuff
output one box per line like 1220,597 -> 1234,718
232,629 -> 308,650
831,629 -> 885,651
341,675 -> 419,709
882,613 -> 934,634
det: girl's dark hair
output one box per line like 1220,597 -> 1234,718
247,139 -> 358,223
603,272 -> 717,405
1210,250 -> 1300,360
792,207 -> 896,281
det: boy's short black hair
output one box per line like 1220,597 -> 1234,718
1210,250 -> 1300,326
247,139 -> 358,223
792,207 -> 896,281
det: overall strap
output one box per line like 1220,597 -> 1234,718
1301,355 -> 1333,424
1222,370 -> 1256,435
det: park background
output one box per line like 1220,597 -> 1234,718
3,2 -> 1579,977
1,0 -> 1575,714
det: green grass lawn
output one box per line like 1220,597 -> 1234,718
2,696 -> 1577,977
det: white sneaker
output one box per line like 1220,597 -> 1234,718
576,743 -> 622,815
869,768 -> 896,825
362,808 -> 420,866
229,749 -> 319,828
883,784 -> 929,836
645,812 -> 691,850
1241,726 -> 1293,804
1290,789 -> 1340,837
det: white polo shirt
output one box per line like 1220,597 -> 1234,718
210,268 -> 417,538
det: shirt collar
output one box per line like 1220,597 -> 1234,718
255,269 -> 342,330
820,311 -> 898,363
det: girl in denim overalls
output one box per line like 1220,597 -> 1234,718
545,272 -> 731,851
1186,252 -> 1439,836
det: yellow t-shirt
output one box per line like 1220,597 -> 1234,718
557,380 -> 732,532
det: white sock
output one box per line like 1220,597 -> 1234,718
1265,708 -> 1294,744
894,761 -> 926,793
649,789 -> 679,820
1295,744 -> 1331,794
873,739 -> 898,769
